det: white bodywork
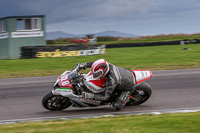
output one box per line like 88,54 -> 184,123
132,70 -> 153,85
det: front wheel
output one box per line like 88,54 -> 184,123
126,82 -> 152,106
42,92 -> 72,111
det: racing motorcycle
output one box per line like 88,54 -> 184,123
42,64 -> 153,111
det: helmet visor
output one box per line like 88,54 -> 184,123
92,71 -> 103,79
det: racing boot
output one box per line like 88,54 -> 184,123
112,91 -> 130,111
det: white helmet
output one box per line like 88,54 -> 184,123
91,59 -> 109,79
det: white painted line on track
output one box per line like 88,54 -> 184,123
0,107 -> 199,125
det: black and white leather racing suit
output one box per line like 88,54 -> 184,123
80,62 -> 136,110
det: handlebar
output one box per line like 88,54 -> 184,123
68,64 -> 86,95
71,63 -> 80,72
68,64 -> 85,85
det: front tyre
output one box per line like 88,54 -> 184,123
127,82 -> 152,106
42,92 -> 72,111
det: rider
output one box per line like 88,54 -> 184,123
78,59 -> 136,110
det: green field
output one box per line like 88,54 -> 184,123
0,112 -> 200,133
0,44 -> 200,79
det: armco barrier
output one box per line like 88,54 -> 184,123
21,44 -> 106,58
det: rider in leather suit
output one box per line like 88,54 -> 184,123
79,59 -> 136,110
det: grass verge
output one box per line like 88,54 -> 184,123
0,44 -> 200,79
0,112 -> 200,133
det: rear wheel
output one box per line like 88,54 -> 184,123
42,92 -> 72,111
126,82 -> 152,106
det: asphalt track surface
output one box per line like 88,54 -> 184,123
0,69 -> 200,122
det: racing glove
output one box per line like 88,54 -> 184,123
77,63 -> 87,70
78,62 -> 94,70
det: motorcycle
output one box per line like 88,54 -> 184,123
42,64 -> 153,111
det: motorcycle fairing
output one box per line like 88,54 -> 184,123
54,71 -> 73,89
53,71 -> 74,96
52,70 -> 102,107
52,89 -> 101,107
52,88 -> 73,96
70,97 -> 101,107
131,70 -> 152,85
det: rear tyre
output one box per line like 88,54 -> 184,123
42,92 -> 72,111
126,82 -> 152,106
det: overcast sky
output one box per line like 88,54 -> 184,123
1,0 -> 200,35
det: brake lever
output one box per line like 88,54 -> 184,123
76,63 -> 80,72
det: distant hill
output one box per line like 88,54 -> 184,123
46,30 -> 140,40
95,30 -> 139,38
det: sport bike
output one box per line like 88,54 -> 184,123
42,64 -> 153,111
